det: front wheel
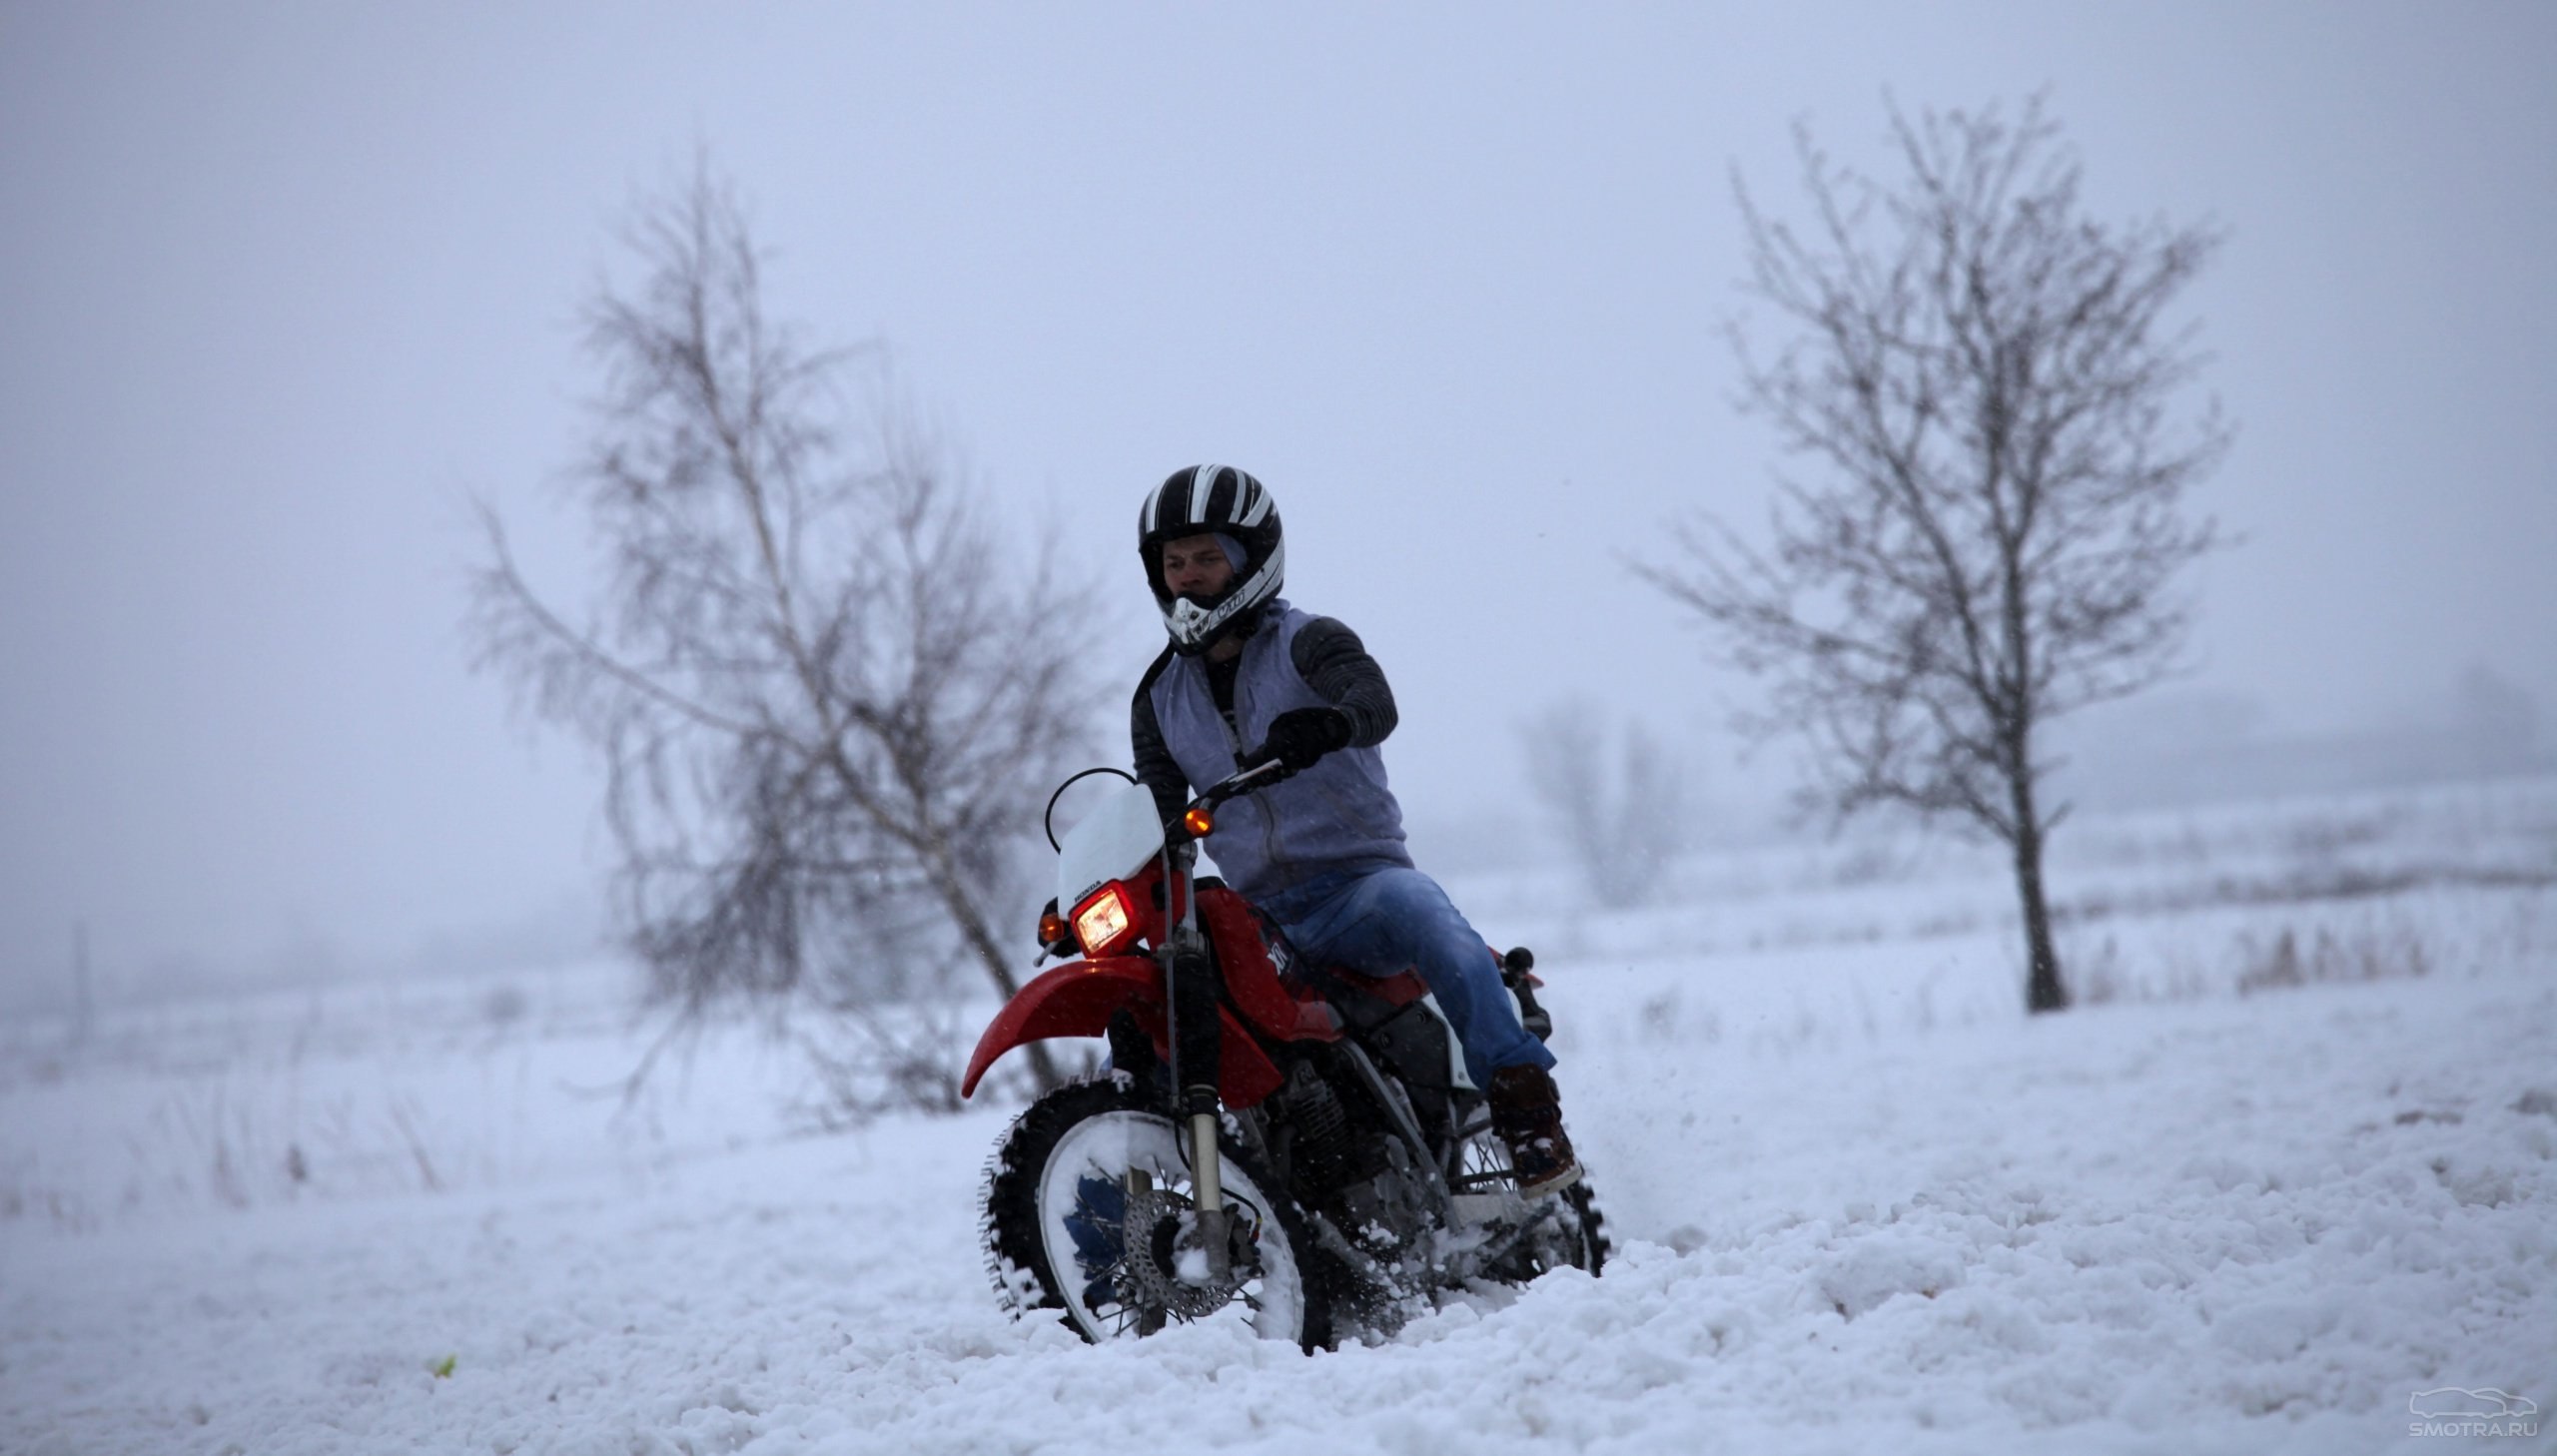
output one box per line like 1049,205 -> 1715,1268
981,1078 -> 1338,1350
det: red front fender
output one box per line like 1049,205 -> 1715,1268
960,955 -> 1284,1106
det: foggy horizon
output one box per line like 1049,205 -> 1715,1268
4,4 -> 2552,1005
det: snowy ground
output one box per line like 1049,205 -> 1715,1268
4,777 -> 2553,1454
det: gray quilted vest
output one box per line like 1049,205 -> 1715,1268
1148,602 -> 1412,901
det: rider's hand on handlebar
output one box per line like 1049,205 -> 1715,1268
1243,706 -> 1353,773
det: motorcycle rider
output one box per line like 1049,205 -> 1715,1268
1130,464 -> 1581,1196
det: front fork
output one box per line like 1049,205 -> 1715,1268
1164,916 -> 1236,1283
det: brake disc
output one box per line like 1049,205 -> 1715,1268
1112,1184 -> 1257,1321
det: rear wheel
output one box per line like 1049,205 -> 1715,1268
1457,1124 -> 1608,1281
981,1078 -> 1337,1350
1513,1179 -> 1609,1279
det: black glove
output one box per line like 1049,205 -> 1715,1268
1248,707 -> 1353,772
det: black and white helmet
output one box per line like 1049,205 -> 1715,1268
1137,464 -> 1284,656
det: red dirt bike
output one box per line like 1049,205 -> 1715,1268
963,760 -> 1605,1350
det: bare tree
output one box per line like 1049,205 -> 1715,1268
1641,98 -> 2229,1013
469,163 -> 1101,1097
1520,699 -> 1690,910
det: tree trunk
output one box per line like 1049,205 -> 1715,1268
2003,721 -> 2071,1015
2011,818 -> 2069,1014
942,877 -> 1066,1092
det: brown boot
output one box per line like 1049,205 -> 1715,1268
1487,1065 -> 1581,1198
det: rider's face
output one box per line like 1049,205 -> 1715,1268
1159,534 -> 1235,601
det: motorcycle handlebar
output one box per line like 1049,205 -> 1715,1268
1208,757 -> 1292,801
1177,758 -> 1294,840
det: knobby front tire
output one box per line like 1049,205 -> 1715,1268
980,1077 -> 1340,1351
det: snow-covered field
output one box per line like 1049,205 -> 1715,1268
4,777 -> 2553,1455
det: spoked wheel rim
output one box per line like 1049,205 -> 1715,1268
1035,1109 -> 1308,1342
1457,1125 -> 1607,1279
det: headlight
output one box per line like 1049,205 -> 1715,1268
1071,882 -> 1138,957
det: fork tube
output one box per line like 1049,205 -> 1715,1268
1170,925 -> 1224,1209
1189,1114 -> 1224,1213
1164,864 -> 1225,1212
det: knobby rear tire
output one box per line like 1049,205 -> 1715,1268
1484,1177 -> 1609,1284
1541,1178 -> 1610,1278
1457,1122 -> 1610,1283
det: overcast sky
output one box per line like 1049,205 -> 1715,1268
3,2 -> 2551,1000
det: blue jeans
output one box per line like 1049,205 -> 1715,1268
1257,866 -> 1555,1090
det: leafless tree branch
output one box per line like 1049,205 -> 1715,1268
1642,96 -> 2230,1013
469,159 -> 1104,1101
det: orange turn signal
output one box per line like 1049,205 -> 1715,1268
1038,910 -> 1069,946
1182,805 -> 1217,838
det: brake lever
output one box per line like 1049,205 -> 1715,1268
1217,757 -> 1292,798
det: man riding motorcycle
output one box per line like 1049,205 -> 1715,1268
1129,463 -> 1581,1196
